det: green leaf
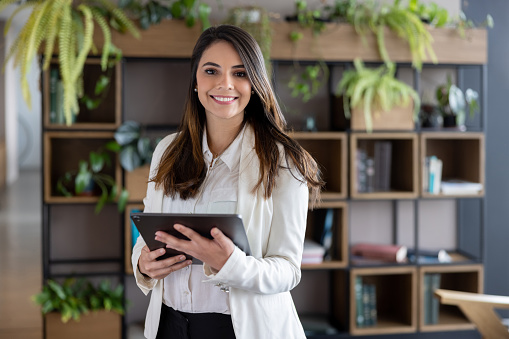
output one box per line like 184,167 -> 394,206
89,151 -> 105,173
120,145 -> 142,172
94,75 -> 110,95
47,280 -> 66,300
75,161 -> 92,194
114,121 -> 140,145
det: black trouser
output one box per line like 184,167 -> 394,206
156,303 -> 236,339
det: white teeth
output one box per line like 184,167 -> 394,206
213,96 -> 235,102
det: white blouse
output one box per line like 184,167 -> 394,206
160,126 -> 245,314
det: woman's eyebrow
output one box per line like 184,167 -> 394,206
202,61 -> 245,69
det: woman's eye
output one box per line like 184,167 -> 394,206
205,69 -> 216,75
234,71 -> 247,77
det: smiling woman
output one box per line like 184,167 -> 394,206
131,24 -> 324,339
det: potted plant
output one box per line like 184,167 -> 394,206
33,278 -> 124,339
119,0 -> 211,30
0,0 -> 140,126
56,143 -> 129,214
109,121 -> 159,201
436,77 -> 479,129
335,59 -> 420,132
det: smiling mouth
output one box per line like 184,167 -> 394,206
211,95 -> 237,103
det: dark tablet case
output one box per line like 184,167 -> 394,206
130,212 -> 251,264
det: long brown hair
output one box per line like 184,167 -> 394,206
151,24 -> 323,206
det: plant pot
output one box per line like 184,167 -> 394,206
125,164 -> 150,202
350,100 -> 415,131
442,115 -> 457,128
45,311 -> 121,339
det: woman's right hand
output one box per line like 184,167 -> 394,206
137,245 -> 192,280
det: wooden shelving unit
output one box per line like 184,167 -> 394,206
301,201 -> 348,270
292,132 -> 348,200
43,131 -> 121,203
42,59 -> 121,130
350,132 -> 419,200
40,18 -> 488,339
420,132 -> 485,198
419,265 -> 483,332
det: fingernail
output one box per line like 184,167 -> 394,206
160,249 -> 165,254
179,256 -> 185,261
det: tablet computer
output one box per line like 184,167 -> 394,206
130,212 -> 251,264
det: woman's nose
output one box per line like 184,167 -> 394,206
217,73 -> 233,90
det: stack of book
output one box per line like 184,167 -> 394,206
302,239 -> 326,265
440,179 -> 483,195
406,248 -> 451,264
354,276 -> 377,328
423,273 -> 442,325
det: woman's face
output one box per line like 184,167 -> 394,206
195,40 -> 252,125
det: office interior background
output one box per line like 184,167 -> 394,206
1,0 -> 508,338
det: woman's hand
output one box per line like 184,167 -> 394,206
137,245 -> 192,280
155,224 -> 235,272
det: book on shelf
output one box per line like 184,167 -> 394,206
351,243 -> 408,263
425,155 -> 443,194
302,239 -> 325,265
374,141 -> 392,191
407,248 -> 452,264
441,179 -> 483,195
320,208 -> 334,260
355,276 -> 378,328
423,273 -> 441,325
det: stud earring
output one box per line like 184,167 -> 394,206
194,88 -> 198,92
251,90 -> 254,94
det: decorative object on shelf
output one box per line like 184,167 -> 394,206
32,278 -> 124,323
419,103 -> 442,129
119,0 -> 211,30
224,6 -> 272,73
110,121 -> 157,172
436,76 -> 479,129
56,143 -> 128,214
0,0 -> 140,126
335,59 -> 419,132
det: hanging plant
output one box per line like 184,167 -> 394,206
0,0 -> 140,125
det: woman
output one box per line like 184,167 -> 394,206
132,24 -> 323,339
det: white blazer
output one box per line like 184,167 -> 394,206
132,125 -> 308,339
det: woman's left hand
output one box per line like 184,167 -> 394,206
155,224 -> 235,271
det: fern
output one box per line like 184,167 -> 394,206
336,59 -> 420,132
1,0 -> 139,125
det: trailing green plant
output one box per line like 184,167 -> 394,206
339,0 -> 436,71
335,59 -> 420,132
119,0 -> 211,30
110,121 -> 157,172
289,0 -> 326,42
288,61 -> 329,103
224,6 -> 272,73
32,278 -> 124,323
0,0 -> 140,125
436,76 -> 479,126
56,143 -> 128,214
453,11 -> 494,39
406,0 -> 448,27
